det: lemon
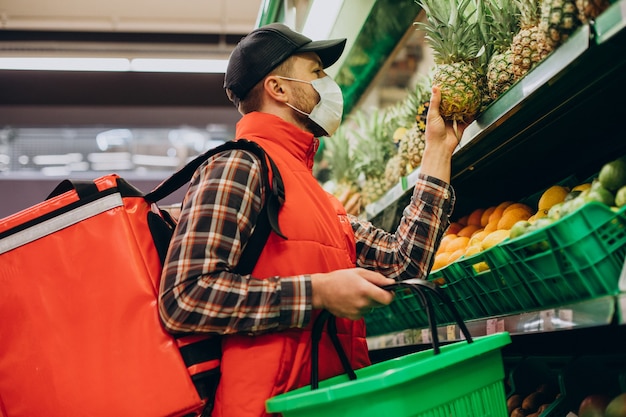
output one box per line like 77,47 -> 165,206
538,185 -> 570,211
481,229 -> 510,250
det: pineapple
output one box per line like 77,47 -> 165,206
383,78 -> 431,181
384,153 -> 405,190
350,109 -> 396,206
415,0 -> 486,134
540,0 -> 582,48
397,122 -> 426,174
485,0 -> 521,100
322,123 -> 360,204
511,0 -> 553,81
575,0 -> 610,24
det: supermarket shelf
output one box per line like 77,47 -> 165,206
366,13 -> 626,228
366,294 -> 619,351
594,0 -> 626,44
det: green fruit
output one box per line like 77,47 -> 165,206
564,190 -> 582,202
548,202 -> 564,220
616,186 -> 626,207
568,196 -> 587,213
510,220 -> 532,239
579,394 -> 611,417
605,393 -> 626,417
529,217 -> 555,231
585,187 -> 615,207
599,159 -> 626,191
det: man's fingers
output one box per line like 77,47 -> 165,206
428,85 -> 442,120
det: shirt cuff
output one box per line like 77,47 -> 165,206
279,274 -> 312,328
413,173 -> 456,218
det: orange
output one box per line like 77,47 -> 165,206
447,222 -> 464,235
480,206 -> 496,227
457,224 -> 482,238
457,214 -> 469,226
487,201 -> 515,225
503,202 -> 534,215
467,208 -> 485,227
432,252 -> 451,271
483,220 -> 498,233
446,236 -> 470,253
497,207 -> 533,230
438,233 -> 458,253
447,248 -> 465,264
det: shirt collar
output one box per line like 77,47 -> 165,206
235,112 -> 318,168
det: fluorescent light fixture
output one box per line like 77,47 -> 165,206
132,154 -> 180,167
0,57 -> 130,72
32,153 -> 83,166
130,58 -> 228,73
302,0 -> 345,40
0,57 -> 228,73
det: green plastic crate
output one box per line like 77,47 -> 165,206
266,332 -> 512,417
446,244 -> 538,317
499,202 -> 626,308
364,269 -> 457,337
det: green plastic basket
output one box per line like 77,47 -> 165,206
499,202 -> 626,308
364,269 -> 458,336
266,332 -> 512,417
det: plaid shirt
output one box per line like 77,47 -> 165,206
159,149 -> 455,335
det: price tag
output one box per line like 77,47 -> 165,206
447,325 -> 456,340
540,309 -> 556,331
421,328 -> 430,344
497,319 -> 505,333
559,309 -> 573,328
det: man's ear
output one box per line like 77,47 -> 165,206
264,76 -> 289,104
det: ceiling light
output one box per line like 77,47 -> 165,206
0,57 -> 130,72
130,58 -> 228,73
0,57 -> 229,73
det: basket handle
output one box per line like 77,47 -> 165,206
309,278 -> 473,390
381,278 -> 473,353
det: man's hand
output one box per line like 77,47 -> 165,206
310,268 -> 395,320
419,85 -> 472,183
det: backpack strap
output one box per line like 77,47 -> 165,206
145,139 -> 285,249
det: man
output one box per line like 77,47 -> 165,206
159,23 -> 464,417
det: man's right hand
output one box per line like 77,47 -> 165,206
310,268 -> 395,320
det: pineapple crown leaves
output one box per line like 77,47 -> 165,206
383,75 -> 432,133
323,123 -> 358,185
349,108 -> 397,179
484,0 -> 521,52
414,0 -> 486,64
514,0 -> 541,26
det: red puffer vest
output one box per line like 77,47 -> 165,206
211,112 -> 369,417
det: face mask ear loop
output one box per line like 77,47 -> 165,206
285,102 -> 311,118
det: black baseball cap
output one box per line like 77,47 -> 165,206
224,23 -> 347,104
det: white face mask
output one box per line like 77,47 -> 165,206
278,76 -> 344,136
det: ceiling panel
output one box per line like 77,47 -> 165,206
0,0 -> 262,33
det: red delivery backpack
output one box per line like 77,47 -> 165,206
0,139 -> 284,417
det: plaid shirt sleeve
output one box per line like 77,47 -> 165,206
158,149 -> 310,336
352,173 -> 455,279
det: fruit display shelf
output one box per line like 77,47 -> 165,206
594,0 -> 626,44
365,0 -> 626,230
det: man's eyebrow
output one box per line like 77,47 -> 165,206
311,57 -> 323,69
